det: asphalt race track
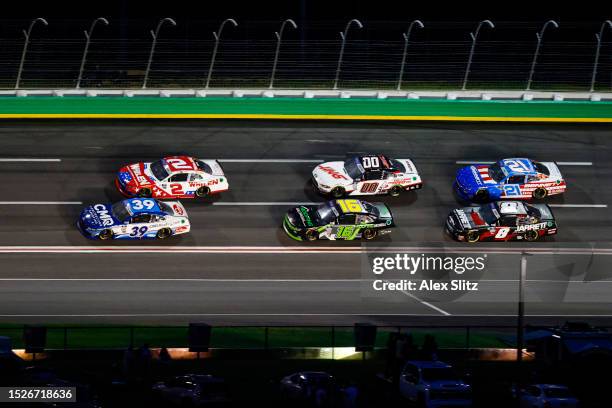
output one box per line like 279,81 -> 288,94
0,120 -> 612,326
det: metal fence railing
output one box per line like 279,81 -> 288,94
0,36 -> 609,91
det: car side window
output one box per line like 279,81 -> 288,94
169,173 -> 188,182
356,214 -> 374,224
526,175 -> 540,183
130,214 -> 151,224
189,173 -> 203,181
506,175 -> 525,184
364,170 -> 383,181
339,214 -> 356,225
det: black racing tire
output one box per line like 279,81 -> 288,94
195,186 -> 210,198
466,230 -> 480,243
532,188 -> 548,200
525,230 -> 539,242
389,186 -> 402,197
305,229 -> 318,241
136,188 -> 152,198
156,228 -> 172,240
330,186 -> 346,199
474,189 -> 489,202
362,228 -> 377,240
98,229 -> 113,240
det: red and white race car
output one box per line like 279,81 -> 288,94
311,154 -> 422,198
116,156 -> 229,199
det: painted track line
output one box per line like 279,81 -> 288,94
2,313 -> 612,318
218,159 -> 323,163
0,158 -> 61,162
455,160 -> 592,166
2,246 -> 612,255
549,204 -> 607,208
0,201 -> 82,205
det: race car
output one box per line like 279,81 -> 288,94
283,198 -> 394,241
454,158 -> 565,202
311,154 -> 422,198
77,198 -> 190,240
445,201 -> 557,243
116,155 -> 228,199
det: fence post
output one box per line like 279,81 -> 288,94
331,326 -> 335,360
63,327 -> 68,351
129,327 -> 134,348
466,326 -> 470,349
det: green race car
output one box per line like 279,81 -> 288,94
283,199 -> 395,241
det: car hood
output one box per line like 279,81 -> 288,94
312,162 -> 353,186
118,162 -> 155,189
456,165 -> 494,192
287,206 -> 323,229
80,203 -> 119,229
448,207 -> 490,231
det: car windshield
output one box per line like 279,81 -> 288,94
344,158 -> 364,179
316,203 -> 338,224
361,202 -> 380,217
150,159 -> 170,181
488,163 -> 505,182
526,206 -> 541,219
195,160 -> 213,174
389,159 -> 406,173
157,201 -> 172,214
477,203 -> 499,225
533,161 -> 550,176
544,388 -> 573,398
421,368 -> 459,382
111,202 -> 131,222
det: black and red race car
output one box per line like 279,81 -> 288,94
445,201 -> 557,243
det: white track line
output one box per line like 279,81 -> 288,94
549,204 -> 607,208
0,158 -> 61,162
0,201 -> 82,205
211,202 -> 317,206
2,246 -> 612,255
455,160 -> 592,166
393,284 -> 451,316
217,159 -> 323,163
1,313 -> 611,317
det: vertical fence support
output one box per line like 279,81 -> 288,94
590,20 -> 612,92
331,326 -> 335,360
205,18 -> 238,89
129,327 -> 134,348
526,20 -> 559,91
264,327 -> 269,351
466,326 -> 470,349
142,18 -> 176,89
63,327 -> 68,351
15,18 -> 48,90
333,19 -> 363,90
269,19 -> 297,89
397,19 -> 424,91
76,17 -> 109,89
462,19 -> 494,90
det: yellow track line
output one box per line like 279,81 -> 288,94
0,113 -> 611,122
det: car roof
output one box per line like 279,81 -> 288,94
163,155 -> 199,172
331,199 -> 373,215
354,154 -> 393,170
122,198 -> 166,216
496,201 -> 528,216
405,360 -> 453,369
498,158 -> 537,177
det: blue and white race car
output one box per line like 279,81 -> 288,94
454,158 -> 566,202
77,198 -> 191,240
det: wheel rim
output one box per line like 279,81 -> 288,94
466,231 -> 479,243
389,186 -> 401,197
525,230 -> 538,241
363,229 -> 377,240
331,187 -> 345,198
99,230 -> 112,240
196,187 -> 209,198
306,230 -> 318,241
533,188 -> 547,199
157,228 -> 171,239
475,190 -> 488,202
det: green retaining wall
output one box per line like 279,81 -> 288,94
0,97 -> 610,121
